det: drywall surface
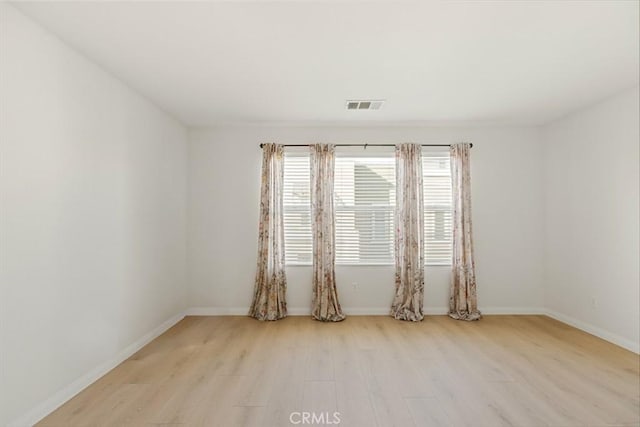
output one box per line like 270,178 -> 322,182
0,4 -> 188,424
543,86 -> 640,352
188,125 -> 545,314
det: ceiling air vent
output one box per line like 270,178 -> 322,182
346,100 -> 385,111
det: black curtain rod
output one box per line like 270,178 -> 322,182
259,143 -> 472,148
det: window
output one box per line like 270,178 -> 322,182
283,154 -> 312,264
422,151 -> 453,265
282,150 -> 452,266
334,154 -> 395,265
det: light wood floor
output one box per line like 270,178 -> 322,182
38,315 -> 639,427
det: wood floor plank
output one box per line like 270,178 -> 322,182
367,373 -> 416,427
302,380 -> 337,414
406,397 -> 452,427
334,380 -> 377,427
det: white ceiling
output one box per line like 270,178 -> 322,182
13,1 -> 640,127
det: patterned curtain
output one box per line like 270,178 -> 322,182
391,144 -> 425,321
449,143 -> 481,321
249,144 -> 288,321
310,144 -> 345,322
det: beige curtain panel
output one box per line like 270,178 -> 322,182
249,143 -> 288,321
391,144 -> 425,321
310,144 -> 345,322
449,143 -> 481,321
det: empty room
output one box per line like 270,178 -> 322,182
1,1 -> 638,426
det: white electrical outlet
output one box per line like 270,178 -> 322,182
590,297 -> 598,309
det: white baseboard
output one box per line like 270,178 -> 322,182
480,307 -> 546,315
424,307 -> 448,315
186,306 -> 249,316
8,312 -> 186,427
544,309 -> 639,354
344,307 -> 546,315
186,306 -> 421,316
185,306 -> 545,317
187,306 -> 378,316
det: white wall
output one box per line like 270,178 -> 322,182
543,86 -> 640,352
188,126 -> 544,314
0,4 -> 188,425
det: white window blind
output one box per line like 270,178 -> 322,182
283,153 -> 312,264
282,149 -> 452,266
423,151 -> 453,265
334,154 -> 395,265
